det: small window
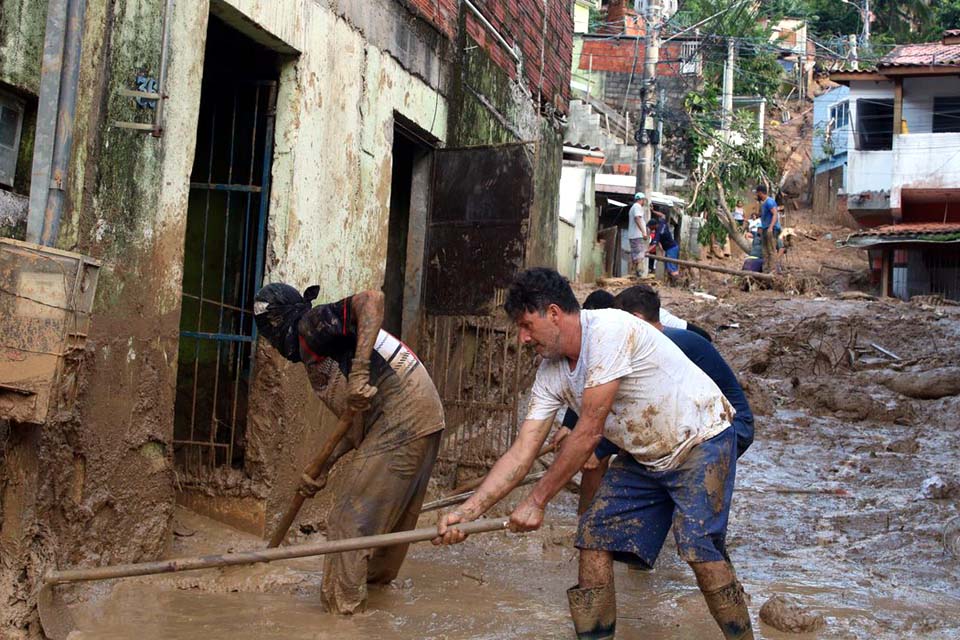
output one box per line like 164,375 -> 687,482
0,91 -> 25,188
856,98 -> 893,151
680,41 -> 700,75
933,97 -> 960,133
829,101 -> 849,129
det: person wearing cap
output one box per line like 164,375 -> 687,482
253,284 -> 444,615
754,185 -> 781,273
627,192 -> 649,276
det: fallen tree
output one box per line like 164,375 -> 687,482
647,253 -> 776,281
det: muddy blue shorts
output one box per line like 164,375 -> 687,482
576,427 -> 737,568
664,245 -> 680,274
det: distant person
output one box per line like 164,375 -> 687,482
647,217 -> 680,280
627,193 -> 650,277
754,185 -> 781,274
733,200 -> 745,231
742,228 -> 764,273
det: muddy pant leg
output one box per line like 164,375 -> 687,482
321,433 -> 441,614
693,561 -> 754,640
367,432 -> 441,584
762,229 -> 776,273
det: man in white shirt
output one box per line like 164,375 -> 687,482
433,269 -> 754,640
627,192 -> 649,276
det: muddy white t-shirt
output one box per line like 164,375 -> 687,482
526,309 -> 733,471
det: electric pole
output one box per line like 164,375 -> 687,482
654,88 -> 664,190
862,0 -> 870,45
721,38 -> 735,131
635,0 -> 661,194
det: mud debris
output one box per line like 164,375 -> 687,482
759,594 -> 826,633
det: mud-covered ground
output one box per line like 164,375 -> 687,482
64,221 -> 960,639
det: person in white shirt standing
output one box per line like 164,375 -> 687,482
627,192 -> 649,276
433,269 -> 754,640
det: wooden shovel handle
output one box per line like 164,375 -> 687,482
268,409 -> 356,548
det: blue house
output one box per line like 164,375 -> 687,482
812,85 -> 851,219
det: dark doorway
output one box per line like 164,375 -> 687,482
173,15 -> 280,474
383,123 -> 431,338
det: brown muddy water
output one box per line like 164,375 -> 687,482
66,296 -> 960,639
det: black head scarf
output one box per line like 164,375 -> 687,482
254,283 -> 320,362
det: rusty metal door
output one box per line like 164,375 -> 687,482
424,143 -> 533,315
419,143 -> 539,481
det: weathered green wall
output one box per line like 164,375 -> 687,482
1,0 -> 198,635
446,23 -> 560,270
0,0 -> 46,94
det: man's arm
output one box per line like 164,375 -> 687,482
433,416 -> 553,544
509,379 -> 620,532
771,204 -> 780,229
349,290 -> 384,362
346,290 -> 384,409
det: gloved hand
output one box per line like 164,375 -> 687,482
347,358 -> 378,410
297,472 -> 327,498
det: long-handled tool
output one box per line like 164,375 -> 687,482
268,409 -> 356,548
447,442 -> 555,496
420,471 -> 547,513
39,518 -> 510,639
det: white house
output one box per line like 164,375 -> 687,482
829,31 -> 960,301
830,32 -> 960,227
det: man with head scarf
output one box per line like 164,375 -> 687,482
254,284 -> 445,615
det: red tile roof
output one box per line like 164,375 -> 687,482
848,223 -> 960,238
881,42 -> 960,67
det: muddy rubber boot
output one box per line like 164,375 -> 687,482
703,580 -> 754,640
567,583 -> 616,639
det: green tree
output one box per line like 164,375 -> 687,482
806,0 -> 936,43
684,107 -> 779,253
934,0 -> 960,31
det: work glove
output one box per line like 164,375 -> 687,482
347,358 -> 377,410
297,472 -> 327,498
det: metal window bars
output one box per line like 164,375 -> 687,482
173,80 -> 277,475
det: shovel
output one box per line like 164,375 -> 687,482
269,409 -> 357,548
39,518 -> 510,638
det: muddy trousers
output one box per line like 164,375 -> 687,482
320,431 -> 442,614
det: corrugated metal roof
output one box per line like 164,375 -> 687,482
881,42 -> 960,67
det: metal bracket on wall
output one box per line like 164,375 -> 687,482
111,0 -> 174,136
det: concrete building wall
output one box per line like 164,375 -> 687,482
557,164 -> 602,283
901,76 -> 960,134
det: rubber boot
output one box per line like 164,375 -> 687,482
702,580 -> 754,640
567,583 -> 616,639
